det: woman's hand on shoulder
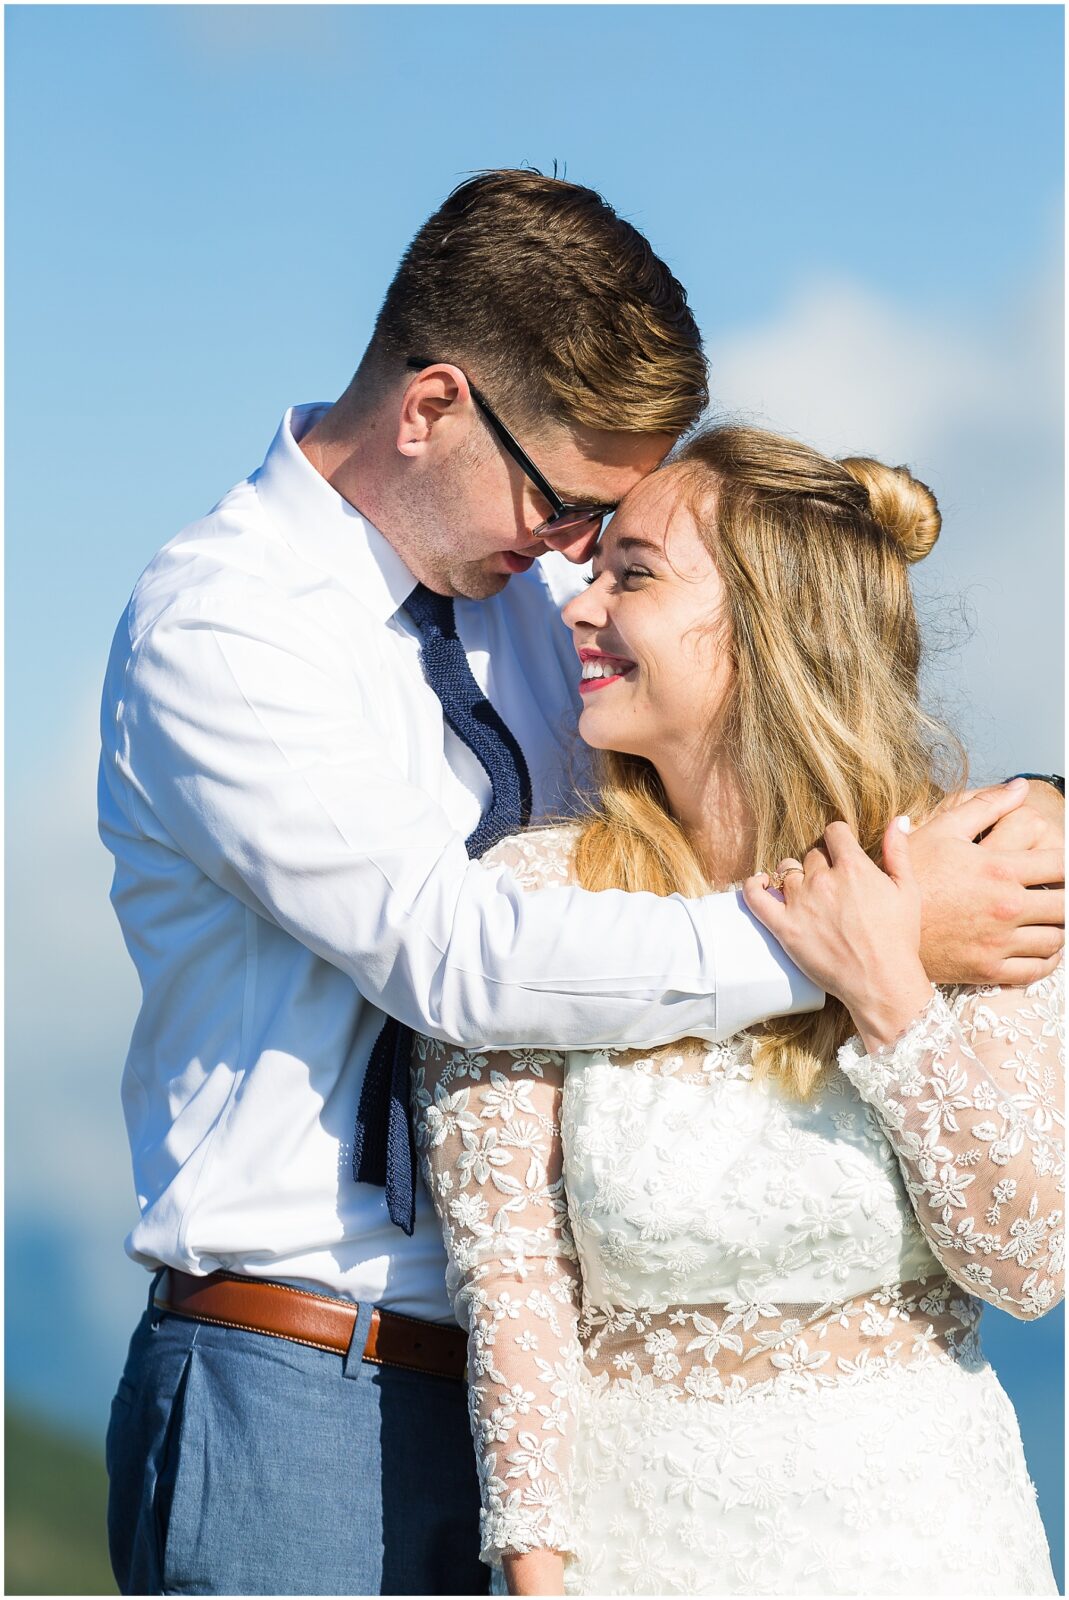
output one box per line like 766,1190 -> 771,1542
743,817 -> 934,1052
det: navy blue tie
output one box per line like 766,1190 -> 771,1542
352,584 -> 533,1234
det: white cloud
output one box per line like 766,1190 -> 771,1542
710,280 -> 989,460
705,263 -> 1064,777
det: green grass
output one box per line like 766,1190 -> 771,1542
5,1406 -> 117,1596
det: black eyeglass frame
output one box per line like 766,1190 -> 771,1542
405,357 -> 616,539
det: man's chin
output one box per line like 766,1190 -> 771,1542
448,565 -> 512,602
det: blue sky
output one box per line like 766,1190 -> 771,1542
6,2 -> 1064,1577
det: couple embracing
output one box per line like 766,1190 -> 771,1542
100,170 -> 1064,1597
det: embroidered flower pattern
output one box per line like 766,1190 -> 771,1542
839,975 -> 1064,1319
410,826 -> 1062,1591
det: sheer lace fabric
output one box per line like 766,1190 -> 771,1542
412,825 -> 1062,1593
579,1278 -> 982,1398
838,979 -> 1064,1318
411,1028 -> 580,1560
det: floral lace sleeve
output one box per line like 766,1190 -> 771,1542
838,962 -> 1064,1319
411,828 -> 583,1567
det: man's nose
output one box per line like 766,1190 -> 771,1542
554,525 -> 602,565
518,525 -> 598,563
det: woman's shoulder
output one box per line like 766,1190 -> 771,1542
939,954 -> 1064,1012
478,822 -> 583,890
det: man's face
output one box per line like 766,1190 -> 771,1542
405,404 -> 676,600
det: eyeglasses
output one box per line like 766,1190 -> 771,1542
405,357 -> 616,541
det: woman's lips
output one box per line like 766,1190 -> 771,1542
577,650 -> 635,694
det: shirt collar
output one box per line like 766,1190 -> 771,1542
253,403 -> 418,622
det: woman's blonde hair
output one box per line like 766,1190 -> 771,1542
572,424 -> 967,1098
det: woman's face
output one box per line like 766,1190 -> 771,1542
561,467 -> 734,765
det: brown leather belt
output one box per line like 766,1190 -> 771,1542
154,1269 -> 467,1383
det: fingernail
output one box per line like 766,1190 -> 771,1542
897,816 -> 912,833
1006,777 -> 1028,791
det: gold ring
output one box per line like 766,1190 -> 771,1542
769,866 -> 804,890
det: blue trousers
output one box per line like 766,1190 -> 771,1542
105,1278 -> 489,1596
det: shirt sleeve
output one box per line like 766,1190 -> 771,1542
837,963 -> 1065,1319
105,587 -> 822,1049
411,1033 -> 581,1565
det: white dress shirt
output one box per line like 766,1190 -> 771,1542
98,403 -> 821,1319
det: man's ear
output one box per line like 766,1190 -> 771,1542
396,364 -> 471,460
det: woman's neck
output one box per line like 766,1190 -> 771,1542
656,750 -> 757,890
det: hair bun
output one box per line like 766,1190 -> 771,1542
839,457 -> 941,563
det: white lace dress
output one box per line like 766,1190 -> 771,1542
411,826 -> 1063,1596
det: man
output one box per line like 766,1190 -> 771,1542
99,170 -> 1063,1597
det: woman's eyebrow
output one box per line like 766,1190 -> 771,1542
589,534 -> 664,572
616,536 -> 663,555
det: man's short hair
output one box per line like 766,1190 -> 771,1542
364,169 -> 708,437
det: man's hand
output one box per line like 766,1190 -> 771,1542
977,776 -> 1065,855
909,779 -> 1064,986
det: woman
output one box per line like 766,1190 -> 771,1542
410,427 -> 1063,1596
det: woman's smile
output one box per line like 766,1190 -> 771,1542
577,648 -> 636,692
